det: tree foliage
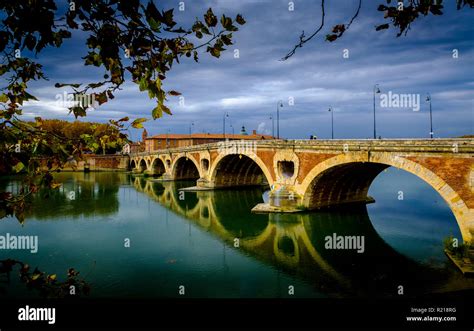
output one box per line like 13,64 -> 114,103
0,259 -> 91,298
0,0 -> 245,119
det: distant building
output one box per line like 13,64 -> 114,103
144,130 -> 274,152
130,142 -> 144,153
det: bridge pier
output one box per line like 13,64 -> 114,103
196,178 -> 212,188
268,185 -> 301,209
252,184 -> 302,213
143,170 -> 155,176
132,168 -> 143,174
143,169 -> 168,178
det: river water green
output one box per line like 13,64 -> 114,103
0,168 -> 472,299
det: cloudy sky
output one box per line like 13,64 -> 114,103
17,0 -> 474,140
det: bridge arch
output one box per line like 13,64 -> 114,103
299,153 -> 473,243
138,159 -> 147,173
151,157 -> 166,176
130,159 -> 136,170
209,153 -> 273,188
172,155 -> 200,180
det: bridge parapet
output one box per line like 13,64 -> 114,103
131,138 -> 474,157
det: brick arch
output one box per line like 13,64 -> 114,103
299,153 -> 473,243
151,157 -> 166,176
209,152 -> 274,188
172,154 -> 201,180
138,158 -> 147,172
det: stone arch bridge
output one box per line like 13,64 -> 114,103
130,139 -> 474,243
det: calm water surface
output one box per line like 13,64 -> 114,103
0,168 -> 472,299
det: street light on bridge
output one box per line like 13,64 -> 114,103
328,106 -> 334,139
277,100 -> 283,139
223,112 -> 229,139
189,122 -> 194,135
269,115 -> 274,138
373,84 -> 381,139
426,93 -> 434,139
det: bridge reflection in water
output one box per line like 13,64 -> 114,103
132,176 -> 470,298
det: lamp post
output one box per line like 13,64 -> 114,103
166,128 -> 170,148
269,115 -> 274,138
189,122 -> 194,135
426,93 -> 434,139
328,107 -> 334,139
223,112 -> 229,139
277,100 -> 283,139
230,124 -> 234,135
373,84 -> 381,139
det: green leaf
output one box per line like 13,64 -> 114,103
0,94 -> 8,103
221,15 -> 231,29
157,89 -> 166,105
0,66 -> 7,76
162,9 -> 176,27
54,83 -> 81,88
209,46 -> 221,58
24,34 -> 36,51
375,24 -> 390,31
201,25 -> 211,35
69,106 -> 87,118
147,17 -> 160,32
204,8 -> 218,27
161,104 -> 172,115
221,34 -> 233,46
152,105 -> 162,119
24,92 -> 38,101
325,34 -> 338,42
13,162 -> 25,173
221,15 -> 237,31
236,14 -> 246,25
50,182 -> 62,189
95,92 -> 108,105
152,103 -> 173,119
138,78 -> 148,92
131,118 -> 148,129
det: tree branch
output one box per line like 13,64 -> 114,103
281,0 -> 325,61
347,0 -> 362,30
282,0 -> 364,60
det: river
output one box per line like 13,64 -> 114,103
0,168 -> 472,299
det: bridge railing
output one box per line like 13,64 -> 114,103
130,138 -> 474,157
